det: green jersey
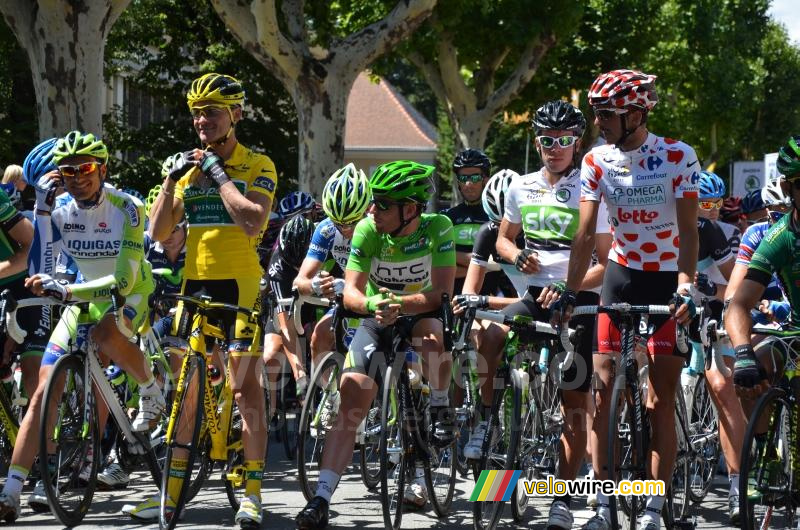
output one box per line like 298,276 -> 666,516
347,213 -> 456,296
0,188 -> 25,286
748,214 -> 800,324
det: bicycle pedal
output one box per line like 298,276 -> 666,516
226,465 -> 245,487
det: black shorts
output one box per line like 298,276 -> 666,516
344,311 -> 441,380
597,261 -> 684,358
502,285 -> 598,392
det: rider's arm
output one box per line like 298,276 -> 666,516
726,279 -> 766,347
149,175 -> 186,242
580,232 -> 611,292
294,221 -> 332,295
28,212 -> 63,276
294,257 -> 325,296
69,200 -> 147,301
215,156 -> 276,238
496,219 -> 524,265
0,214 -> 33,278
565,199 -> 599,292
465,223 -> 516,309
676,196 -> 699,288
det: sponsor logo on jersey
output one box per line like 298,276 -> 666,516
125,201 -> 140,227
644,221 -> 676,232
253,176 -> 276,192
606,167 -> 630,181
403,237 -> 429,253
644,156 -> 663,171
455,226 -> 480,246
320,222 -> 336,238
63,223 -> 86,232
555,188 -> 571,203
522,207 -> 575,238
612,208 -> 659,225
608,184 -> 666,206
95,221 -> 112,233
525,189 -> 548,201
371,255 -> 431,291
635,172 -> 668,181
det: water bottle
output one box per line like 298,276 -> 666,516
406,347 -> 423,389
681,343 -> 703,419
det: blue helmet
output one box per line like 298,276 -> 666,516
742,189 -> 765,214
278,191 -> 315,218
697,171 -> 725,199
23,138 -> 58,186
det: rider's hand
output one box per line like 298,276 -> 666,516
538,280 -> 566,309
311,271 -> 335,297
670,284 -> 697,325
695,272 -> 717,297
733,344 -> 768,398
199,151 -> 230,187
514,249 -> 540,274
162,151 -> 197,182
374,298 -> 401,325
549,288 -> 577,328
452,294 -> 489,314
26,273 -> 71,301
34,170 -> 62,214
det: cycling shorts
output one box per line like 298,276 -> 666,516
344,311 -> 441,380
596,261 -> 685,358
42,292 -> 149,367
4,277 -> 49,359
173,277 -> 261,357
501,286 -> 598,392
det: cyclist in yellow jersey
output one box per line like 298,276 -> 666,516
134,73 -> 276,527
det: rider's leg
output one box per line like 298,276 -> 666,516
310,312 -> 335,368
276,311 -> 306,384
476,321 -> 506,415
230,351 -> 268,501
413,318 -> 451,400
262,332 -> 283,419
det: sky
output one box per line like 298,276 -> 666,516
769,0 -> 800,44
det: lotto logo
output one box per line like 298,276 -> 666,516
616,208 -> 659,224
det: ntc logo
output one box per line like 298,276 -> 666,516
645,156 -> 663,171
616,208 -> 659,224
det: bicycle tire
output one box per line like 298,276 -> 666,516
39,353 -> 100,527
687,376 -> 719,502
425,386 -> 457,517
608,374 -> 646,530
0,385 -> 18,477
454,365 -> 477,478
297,352 -> 342,501
160,354 -> 206,530
740,387 -> 798,530
663,388 -> 690,528
473,383 -> 511,530
279,360 -> 300,460
379,365 -> 406,530
508,367 -> 534,524
360,386 -> 382,490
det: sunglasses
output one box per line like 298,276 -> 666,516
191,106 -> 228,120
58,162 -> 102,178
372,198 -> 402,211
537,135 -> 579,149
593,107 -> 630,121
456,173 -> 484,184
699,198 -> 723,210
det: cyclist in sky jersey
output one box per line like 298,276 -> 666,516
295,161 -> 455,529
555,70 -> 700,530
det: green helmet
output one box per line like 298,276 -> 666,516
369,160 -> 435,204
321,163 -> 371,224
146,185 -> 161,217
52,131 -> 109,164
777,135 -> 800,179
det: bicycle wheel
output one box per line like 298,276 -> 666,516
39,353 -> 100,527
454,361 -> 478,478
297,352 -> 341,501
359,385 -> 382,490
379,366 -> 406,530
740,387 -> 798,530
0,385 -> 18,476
160,354 -> 206,530
687,376 -> 719,502
663,389 -> 690,528
279,360 -> 300,460
608,375 -> 646,530
473,384 -> 512,530
425,388 -> 457,517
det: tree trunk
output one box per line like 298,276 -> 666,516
293,77 -> 351,193
0,1 -> 131,138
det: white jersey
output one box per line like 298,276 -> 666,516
504,168 -> 610,289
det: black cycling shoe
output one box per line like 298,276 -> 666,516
430,405 -> 456,447
295,496 -> 329,529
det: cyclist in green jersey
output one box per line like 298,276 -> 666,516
295,161 -> 455,529
728,135 -> 800,398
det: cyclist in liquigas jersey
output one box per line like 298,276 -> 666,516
142,72 -> 276,526
295,161 -> 455,529
493,101 -> 611,529
0,131 -> 161,521
554,70 -> 700,530
727,136 -> 800,399
293,164 -> 372,365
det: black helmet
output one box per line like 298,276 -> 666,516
452,148 -> 491,177
279,215 -> 314,267
532,100 -> 586,136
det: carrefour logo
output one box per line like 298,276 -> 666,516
608,184 -> 666,206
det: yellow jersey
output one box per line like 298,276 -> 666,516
175,143 -> 277,280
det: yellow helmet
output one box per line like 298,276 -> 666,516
186,73 -> 245,109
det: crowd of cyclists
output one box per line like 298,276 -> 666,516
0,65 -> 793,530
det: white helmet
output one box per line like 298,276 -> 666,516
762,175 -> 790,207
481,169 -> 519,222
